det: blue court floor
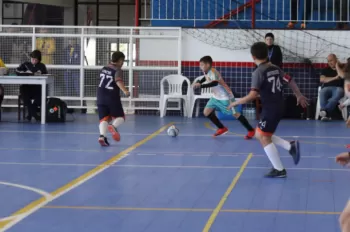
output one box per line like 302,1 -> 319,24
0,113 -> 349,232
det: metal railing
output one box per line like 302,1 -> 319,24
138,0 -> 350,28
0,25 -> 181,112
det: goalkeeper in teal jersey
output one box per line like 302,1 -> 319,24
192,56 -> 255,138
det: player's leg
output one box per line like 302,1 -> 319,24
340,200 -> 350,232
225,98 -> 255,139
256,117 -> 286,178
271,135 -> 300,165
204,98 -> 228,137
97,104 -> 110,146
108,100 -> 124,142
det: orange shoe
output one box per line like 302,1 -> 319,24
98,136 -> 110,147
244,129 -> 255,140
108,125 -> 121,142
214,127 -> 228,137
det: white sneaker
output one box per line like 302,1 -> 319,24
321,116 -> 331,121
320,110 -> 327,118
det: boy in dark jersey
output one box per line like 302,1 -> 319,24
228,42 -> 308,178
97,51 -> 130,146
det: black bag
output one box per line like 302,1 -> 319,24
283,95 -> 305,119
46,97 -> 67,122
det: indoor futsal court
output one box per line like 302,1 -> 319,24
0,114 -> 349,232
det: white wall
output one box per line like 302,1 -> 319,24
140,29 -> 350,63
183,29 -> 350,63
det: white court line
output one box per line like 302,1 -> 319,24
0,181 -> 52,199
0,129 -> 350,139
0,182 -> 52,199
0,147 -> 103,153
0,162 -> 348,172
0,152 -> 131,232
0,181 -> 52,223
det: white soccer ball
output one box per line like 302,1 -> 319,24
167,125 -> 179,137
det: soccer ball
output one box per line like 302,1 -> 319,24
167,125 -> 179,137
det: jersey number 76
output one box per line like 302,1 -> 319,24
267,76 -> 282,93
99,73 -> 114,90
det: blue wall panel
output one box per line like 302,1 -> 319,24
151,0 -> 339,29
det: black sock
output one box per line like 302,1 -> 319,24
207,112 -> 224,129
237,115 -> 254,131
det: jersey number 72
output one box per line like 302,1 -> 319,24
99,73 -> 114,90
267,76 -> 282,93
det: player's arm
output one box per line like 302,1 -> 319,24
200,81 -> 218,88
285,74 -> 309,108
196,76 -> 206,84
115,70 -> 130,97
200,69 -> 220,88
192,75 -> 219,89
227,71 -> 261,109
234,90 -> 259,106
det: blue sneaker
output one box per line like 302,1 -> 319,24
289,140 -> 300,165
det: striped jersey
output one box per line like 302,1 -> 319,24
205,68 -> 234,100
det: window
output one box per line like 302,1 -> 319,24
110,42 -> 136,66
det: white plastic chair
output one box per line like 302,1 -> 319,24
188,75 -> 213,118
315,86 -> 347,120
159,75 -> 191,117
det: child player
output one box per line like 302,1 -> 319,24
97,51 -> 130,146
228,42 -> 308,178
192,56 -> 255,139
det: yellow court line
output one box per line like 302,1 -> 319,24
42,205 -> 341,215
0,122 -> 173,231
202,153 -> 253,232
44,205 -> 212,212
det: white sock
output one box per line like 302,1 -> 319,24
264,143 -> 284,171
99,121 -> 108,136
112,117 -> 124,128
272,135 -> 291,151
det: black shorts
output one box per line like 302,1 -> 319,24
257,109 -> 283,136
97,100 -> 124,121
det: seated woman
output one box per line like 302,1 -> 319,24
16,50 -> 48,121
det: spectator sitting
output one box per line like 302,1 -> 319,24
265,33 -> 283,68
16,50 -> 48,122
319,54 -> 344,121
0,57 -> 8,121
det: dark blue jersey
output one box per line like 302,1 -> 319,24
97,64 -> 123,104
251,62 -> 291,110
